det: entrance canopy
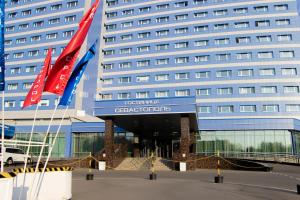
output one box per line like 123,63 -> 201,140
94,97 -> 198,135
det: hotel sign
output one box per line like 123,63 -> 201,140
115,100 -> 171,114
94,97 -> 197,116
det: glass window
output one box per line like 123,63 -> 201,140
217,88 -> 233,95
218,106 -> 233,113
277,34 -> 292,42
194,12 -> 207,18
136,76 -> 149,82
234,7 -> 248,14
262,105 -> 279,112
175,42 -> 188,49
238,69 -> 253,77
283,86 -> 299,93
195,40 -> 208,47
137,60 -> 150,67
175,73 -> 189,80
214,9 -> 227,16
282,68 -> 297,76
175,89 -> 190,97
175,57 -> 189,64
240,105 -> 256,112
118,93 -> 130,99
156,30 -> 169,36
259,68 -> 275,76
175,27 -> 188,34
156,44 -> 169,51
156,4 -> 169,10
280,51 -> 294,58
216,54 -> 230,61
236,52 -> 252,60
215,38 -> 229,45
121,21 -> 133,28
155,74 -> 169,81
156,58 -> 169,65
195,55 -> 209,62
257,35 -> 272,42
286,104 -> 300,112
103,78 -> 113,85
258,51 -> 273,59
196,71 -> 210,79
236,37 -> 251,44
274,4 -> 288,11
196,88 -> 211,96
138,32 -> 150,38
7,83 -> 18,91
136,91 -> 149,99
65,15 -> 76,22
174,1 -> 188,7
234,22 -> 249,28
118,77 -> 131,83
255,20 -> 270,27
276,19 -> 290,26
261,86 -> 277,94
194,26 -> 208,32
198,106 -> 212,113
239,87 -> 255,94
254,6 -> 268,12
121,34 -> 132,40
216,70 -> 232,78
5,101 -> 15,108
155,91 -> 169,98
119,62 -> 132,68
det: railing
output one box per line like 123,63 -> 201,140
197,152 -> 300,164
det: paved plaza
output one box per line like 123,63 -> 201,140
72,164 -> 300,200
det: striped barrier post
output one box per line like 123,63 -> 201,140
214,151 -> 224,183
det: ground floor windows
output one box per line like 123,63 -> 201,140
14,132 -> 65,158
196,130 -> 294,156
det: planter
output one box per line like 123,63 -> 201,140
13,169 -> 72,200
0,176 -> 14,200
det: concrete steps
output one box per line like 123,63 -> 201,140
153,158 -> 173,171
115,157 -> 173,171
115,158 -> 148,170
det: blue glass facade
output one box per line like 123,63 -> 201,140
3,0 -> 300,158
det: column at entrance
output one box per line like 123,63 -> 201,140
104,118 -> 114,168
180,115 -> 190,161
133,134 -> 140,157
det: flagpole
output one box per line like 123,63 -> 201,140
1,90 -> 4,173
18,104 -> 39,200
28,98 -> 60,199
34,105 -> 69,200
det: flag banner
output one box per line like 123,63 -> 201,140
22,48 -> 52,109
43,0 -> 99,96
59,41 -> 97,106
0,0 -> 5,91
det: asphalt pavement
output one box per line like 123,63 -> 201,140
72,163 -> 300,200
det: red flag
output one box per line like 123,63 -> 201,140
22,48 -> 52,109
43,0 -> 100,95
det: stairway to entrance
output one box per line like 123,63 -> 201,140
115,157 -> 173,171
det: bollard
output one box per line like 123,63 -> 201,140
86,152 -> 94,181
297,184 -> 300,195
149,152 -> 157,180
214,150 -> 224,184
86,173 -> 94,180
149,172 -> 157,180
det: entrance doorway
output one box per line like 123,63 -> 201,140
137,132 -> 180,159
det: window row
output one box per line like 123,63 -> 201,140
106,18 -> 291,31
6,16 -> 77,32
198,104 -> 300,113
104,34 -> 293,53
107,0 -> 288,15
102,51 -> 296,69
4,99 -> 50,108
4,47 -> 65,60
7,1 -> 78,19
5,31 -> 74,46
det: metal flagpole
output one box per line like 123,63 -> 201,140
1,90 -> 4,173
18,104 -> 39,200
33,105 -> 69,200
28,97 -> 60,199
